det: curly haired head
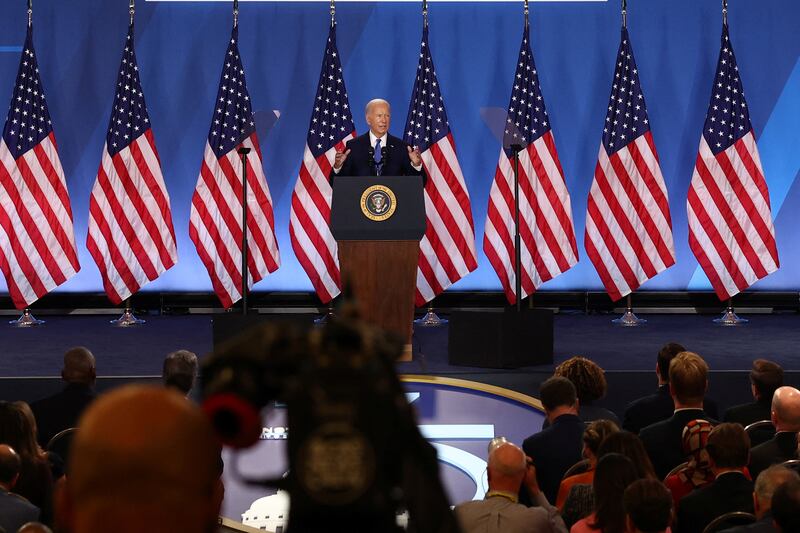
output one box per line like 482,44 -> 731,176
555,356 -> 607,403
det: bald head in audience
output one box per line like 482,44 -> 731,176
58,385 -> 223,533
771,386 -> 800,432
487,443 -> 527,493
62,347 -> 95,386
17,523 -> 53,533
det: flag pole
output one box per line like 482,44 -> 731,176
414,0 -> 447,328
27,0 -> 33,27
314,0 -> 338,327
609,0 -> 646,327
509,0 -> 527,313
722,0 -> 727,26
108,0 -> 146,327
233,0 -> 250,315
621,0 -> 627,28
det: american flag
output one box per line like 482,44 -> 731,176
483,24 -> 578,305
189,27 -> 280,308
0,26 -> 80,309
687,23 -> 778,300
404,26 -> 477,306
86,25 -> 177,304
289,24 -> 354,304
584,28 -> 675,302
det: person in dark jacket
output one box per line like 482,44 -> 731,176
639,351 -> 717,479
523,377 -> 585,504
723,359 -> 783,428
30,347 -> 96,448
623,342 -> 718,434
676,423 -> 754,533
748,386 -> 800,480
719,465 -> 799,533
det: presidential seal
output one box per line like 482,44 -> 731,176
360,185 -> 397,221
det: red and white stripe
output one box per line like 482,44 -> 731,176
687,132 -> 778,300
483,132 -> 579,304
189,133 -> 280,308
585,132 -> 675,301
0,133 -> 80,309
289,132 -> 353,304
86,130 -> 177,304
416,133 -> 477,306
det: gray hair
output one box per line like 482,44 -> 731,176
754,465 -> 800,505
162,350 -> 199,395
365,98 -> 390,115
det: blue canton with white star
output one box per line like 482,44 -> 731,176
208,27 -> 256,159
2,27 -> 54,160
602,28 -> 650,155
106,25 -> 151,156
502,25 -> 550,158
403,26 -> 450,152
702,25 -> 752,155
307,25 -> 354,159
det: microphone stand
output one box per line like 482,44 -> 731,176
238,146 -> 251,316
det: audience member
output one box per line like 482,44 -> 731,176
718,465 -> 799,533
570,453 -> 639,533
749,386 -> 800,480
162,349 -> 199,397
0,404 -> 52,525
552,357 -> 620,427
723,360 -> 784,428
676,423 -> 754,533
454,442 -> 567,533
30,347 -> 96,448
664,419 -> 715,509
0,445 -> 39,533
56,385 -> 223,533
639,352 -> 717,479
623,479 -> 673,533
16,524 -> 52,533
623,343 -> 718,434
561,432 -> 655,529
523,377 -> 585,504
556,419 -> 619,509
771,477 -> 800,533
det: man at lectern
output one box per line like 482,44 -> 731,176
331,99 -> 425,182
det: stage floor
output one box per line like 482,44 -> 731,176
3,312 -> 799,424
2,312 -> 798,377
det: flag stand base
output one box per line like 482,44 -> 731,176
314,306 -> 335,327
9,309 -> 45,327
713,305 -> 748,326
414,306 -> 447,327
110,307 -> 145,327
612,307 -> 647,327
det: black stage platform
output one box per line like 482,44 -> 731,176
2,313 -> 799,418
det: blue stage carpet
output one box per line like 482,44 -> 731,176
2,313 -> 799,377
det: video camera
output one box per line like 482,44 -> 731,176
201,309 -> 460,533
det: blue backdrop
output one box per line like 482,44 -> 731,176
1,0 -> 798,296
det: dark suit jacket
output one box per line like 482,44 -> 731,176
723,400 -> 772,427
540,403 -> 620,430
676,471 -> 754,533
749,431 -> 799,480
718,512 -> 775,533
522,414 -> 584,504
30,382 -> 96,447
332,133 -> 425,182
639,408 -> 716,479
0,489 -> 40,533
623,384 -> 719,434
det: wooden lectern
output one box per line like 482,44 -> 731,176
331,176 -> 426,361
